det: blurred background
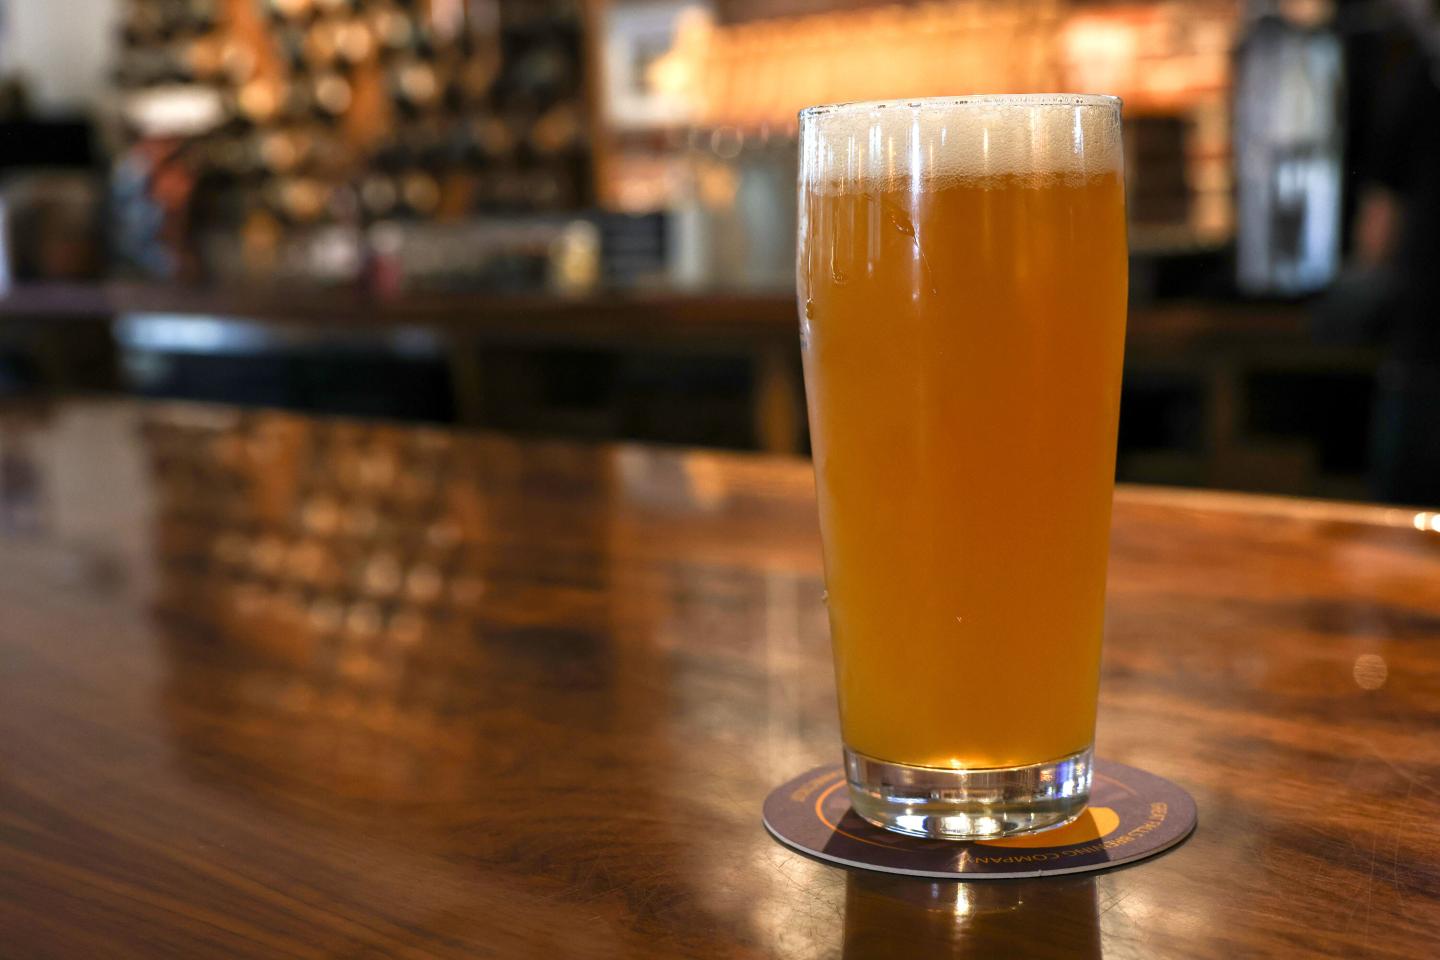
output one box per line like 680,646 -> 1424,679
0,0 -> 1437,505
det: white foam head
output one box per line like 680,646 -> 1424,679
799,94 -> 1123,191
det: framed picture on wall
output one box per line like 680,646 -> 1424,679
602,1 -> 707,130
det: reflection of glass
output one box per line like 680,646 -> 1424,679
143,408 -> 621,803
842,872 -> 1101,959
798,96 -> 1128,838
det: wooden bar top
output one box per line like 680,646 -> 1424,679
1,399 -> 1437,958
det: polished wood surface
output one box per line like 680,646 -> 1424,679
1,399 -> 1437,958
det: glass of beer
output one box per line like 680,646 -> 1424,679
797,95 -> 1127,839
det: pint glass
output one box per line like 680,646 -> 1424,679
797,96 -> 1127,838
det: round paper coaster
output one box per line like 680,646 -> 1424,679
763,758 -> 1195,879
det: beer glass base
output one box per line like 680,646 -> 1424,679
844,745 -> 1093,840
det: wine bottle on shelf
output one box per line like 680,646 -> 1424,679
304,19 -> 340,65
221,39 -> 259,84
528,101 -> 582,156
281,177 -> 330,222
391,58 -> 441,113
373,5 -> 414,53
312,72 -> 354,118
269,0 -> 314,23
359,173 -> 400,219
468,116 -> 514,161
238,77 -> 286,124
399,169 -> 440,217
183,34 -> 224,81
334,17 -> 376,65
258,129 -> 302,174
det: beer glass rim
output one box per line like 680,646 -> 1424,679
798,94 -> 1121,121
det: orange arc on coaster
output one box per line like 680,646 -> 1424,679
976,806 -> 1121,848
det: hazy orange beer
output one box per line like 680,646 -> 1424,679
798,96 -> 1127,838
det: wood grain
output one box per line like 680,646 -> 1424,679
1,399 -> 1437,958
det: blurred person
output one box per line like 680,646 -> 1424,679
1350,0 -> 1440,504
0,76 -> 31,119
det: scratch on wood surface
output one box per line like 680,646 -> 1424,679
1098,889 -> 1133,919
1362,828 -> 1379,939
1361,742 -> 1440,799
